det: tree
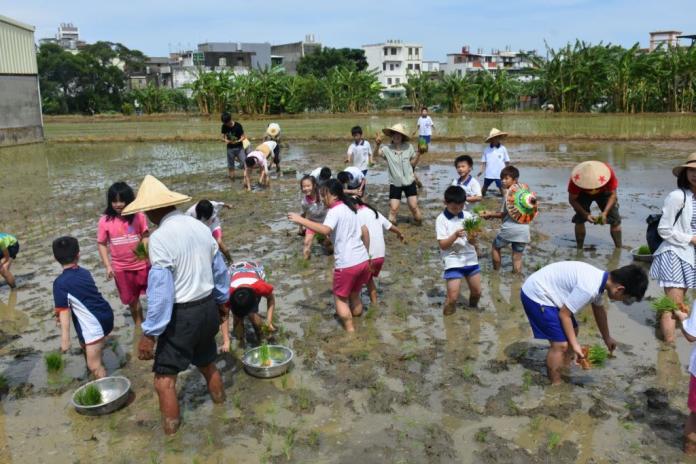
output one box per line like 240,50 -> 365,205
296,48 -> 368,76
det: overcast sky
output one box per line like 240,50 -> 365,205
6,0 -> 695,60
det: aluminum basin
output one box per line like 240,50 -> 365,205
71,376 -> 131,416
631,247 -> 653,263
242,345 -> 293,378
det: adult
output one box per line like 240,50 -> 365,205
568,160 -> 621,249
650,153 -> 696,343
123,175 -> 230,435
221,112 -> 248,182
264,123 -> 282,174
414,107 -> 434,152
477,128 -> 510,197
375,123 -> 423,225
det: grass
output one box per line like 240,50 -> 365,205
475,428 -> 489,443
522,371 -> 533,392
587,345 -> 609,367
463,217 -> 483,234
547,432 -> 561,450
393,300 -> 408,321
295,388 -> 312,411
44,352 -> 64,372
283,427 -> 297,460
259,343 -> 272,367
307,430 -> 320,448
0,374 -> 7,391
651,296 -> 678,315
636,245 -> 651,255
74,384 -> 103,406
472,205 -> 487,216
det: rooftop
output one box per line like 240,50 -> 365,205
0,14 -> 35,32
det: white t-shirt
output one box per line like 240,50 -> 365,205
482,145 -> 510,179
417,116 -> 434,136
682,302 -> 696,375
357,206 -> 393,259
260,140 -> 277,154
435,210 -> 479,270
347,140 -> 373,171
248,151 -> 268,173
451,176 -> 482,203
522,261 -> 608,314
343,166 -> 365,189
185,201 -> 225,232
323,202 -> 369,269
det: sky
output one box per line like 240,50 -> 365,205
5,0 -> 696,61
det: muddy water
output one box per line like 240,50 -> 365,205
1,139 -> 696,463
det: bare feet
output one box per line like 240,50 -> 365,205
443,301 -> 456,316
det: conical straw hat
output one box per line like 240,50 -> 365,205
485,128 -> 508,142
382,123 -> 410,141
505,183 -> 538,224
121,175 -> 191,215
570,161 -> 611,190
266,123 -> 281,138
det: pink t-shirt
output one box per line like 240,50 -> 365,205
97,213 -> 149,271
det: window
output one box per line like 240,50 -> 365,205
383,63 -> 386,71
408,47 -> 412,55
219,57 -> 227,67
384,48 -> 388,56
407,64 -> 413,70
391,47 -> 397,55
387,78 -> 392,85
415,64 -> 420,71
415,48 -> 419,55
390,64 -> 394,71
396,78 -> 400,84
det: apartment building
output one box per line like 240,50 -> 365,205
363,40 -> 423,95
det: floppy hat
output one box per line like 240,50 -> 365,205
672,152 -> 696,177
485,128 -> 508,142
505,183 -> 538,224
121,175 -> 191,215
266,123 -> 281,138
570,161 -> 611,190
382,123 -> 410,141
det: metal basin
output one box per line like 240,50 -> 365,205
242,345 -> 293,378
631,247 -> 653,263
70,376 -> 131,416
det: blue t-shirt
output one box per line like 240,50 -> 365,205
53,266 -> 113,345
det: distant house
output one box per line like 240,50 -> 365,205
443,46 -> 536,78
649,30 -> 682,51
363,40 -> 423,96
271,35 -> 322,75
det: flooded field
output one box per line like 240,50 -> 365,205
1,137 -> 696,463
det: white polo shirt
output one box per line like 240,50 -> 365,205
681,303 -> 696,375
417,116 -> 434,136
522,261 -> 608,313
435,209 -> 479,270
482,145 -> 510,179
357,206 -> 393,259
323,202 -> 369,269
451,176 -> 482,203
343,166 -> 365,189
185,200 -> 225,233
347,140 -> 373,171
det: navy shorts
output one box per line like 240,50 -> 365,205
493,235 -> 526,253
482,178 -> 502,190
443,265 -> 481,280
521,290 -> 577,342
419,135 -> 431,144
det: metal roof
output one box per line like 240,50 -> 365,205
0,15 -> 34,32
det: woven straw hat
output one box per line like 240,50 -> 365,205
505,183 -> 538,224
382,123 -> 410,141
570,161 -> 611,190
485,128 -> 508,142
266,123 -> 281,138
121,175 -> 191,215
672,152 -> 696,177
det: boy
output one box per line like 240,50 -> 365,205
244,149 -> 271,191
346,126 -> 373,176
186,199 -> 233,262
415,107 -> 434,152
221,112 -> 247,182
264,123 -> 282,174
220,261 -> 276,351
52,236 -> 114,379
481,166 -> 533,273
477,128 -> 510,197
674,305 -> 696,454
436,186 -> 482,315
451,155 -> 482,207
310,166 -> 332,187
337,167 -> 366,197
521,262 -> 647,385
0,232 -> 19,288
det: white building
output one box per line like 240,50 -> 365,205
421,60 -> 443,73
39,22 -> 85,51
443,46 -> 536,77
363,40 -> 423,95
649,30 -> 682,51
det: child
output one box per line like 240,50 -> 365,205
451,155 -> 482,207
414,107 -> 434,152
264,123 -> 282,173
346,126 -> 373,176
356,197 -> 405,304
186,199 -> 233,263
337,167 -> 366,198
97,182 -> 149,325
299,175 -> 330,260
436,186 -> 482,315
221,112 -> 247,182
477,128 -> 510,197
310,166 -> 332,187
53,236 -> 114,379
0,233 -> 19,288
521,262 -> 647,385
244,149 -> 270,191
288,179 -> 371,332
675,306 -> 696,454
220,261 -> 276,351
480,166 -> 536,273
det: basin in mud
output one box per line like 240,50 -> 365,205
70,376 -> 131,416
242,345 -> 293,378
631,247 -> 653,263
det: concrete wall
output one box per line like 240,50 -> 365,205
240,42 -> 271,70
0,75 -> 43,146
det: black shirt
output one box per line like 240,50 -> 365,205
221,122 -> 244,148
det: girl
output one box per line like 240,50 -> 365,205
0,233 -> 19,288
355,198 -> 405,304
97,182 -> 149,325
288,179 -> 371,332
298,175 -> 330,260
244,150 -> 270,191
186,199 -> 233,263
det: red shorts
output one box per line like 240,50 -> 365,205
332,261 -> 371,298
689,375 -> 696,413
113,267 -> 149,305
369,257 -> 385,278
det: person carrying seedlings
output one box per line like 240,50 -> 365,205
297,175 -> 331,260
123,175 -> 230,435
650,153 -> 696,343
451,155 -> 482,208
52,236 -> 114,379
520,261 -> 647,385
288,179 -> 371,332
185,199 -> 233,263
0,232 -> 19,289
244,148 -> 271,191
220,261 -> 276,351
310,166 -> 332,188
97,182 -> 150,325
375,123 -> 423,225
672,303 -> 696,454
220,111 -> 248,182
356,197 -> 405,304
480,166 -> 538,273
346,126 -> 373,176
436,186 -> 482,316
568,160 -> 621,249
337,167 -> 367,198
264,123 -> 282,174
477,128 -> 510,197
414,107 -> 434,152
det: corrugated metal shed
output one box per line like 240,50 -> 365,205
0,15 -> 38,75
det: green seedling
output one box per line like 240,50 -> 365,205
259,343 -> 272,367
475,428 -> 489,443
522,371 -> 533,392
472,205 -> 487,216
594,215 -> 605,225
547,432 -> 561,450
74,384 -> 103,406
651,296 -> 678,315
0,374 -> 8,391
587,344 -> 609,367
44,352 -> 64,372
133,240 -> 148,260
463,217 -> 482,234
636,245 -> 651,255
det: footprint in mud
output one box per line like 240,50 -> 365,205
473,427 -> 579,464
624,387 -> 686,451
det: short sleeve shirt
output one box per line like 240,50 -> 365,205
229,261 -> 274,297
417,116 -> 433,136
567,163 -> 619,196
357,206 -> 393,259
435,210 -> 479,270
221,122 -> 244,148
482,145 -> 510,179
185,201 -> 225,233
301,195 -> 327,223
381,144 -> 416,187
0,233 -> 17,251
452,176 -> 482,203
344,166 -> 365,189
323,202 -> 369,269
247,151 -> 268,173
97,213 -> 149,271
347,140 -> 373,171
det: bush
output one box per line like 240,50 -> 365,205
121,102 -> 134,115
